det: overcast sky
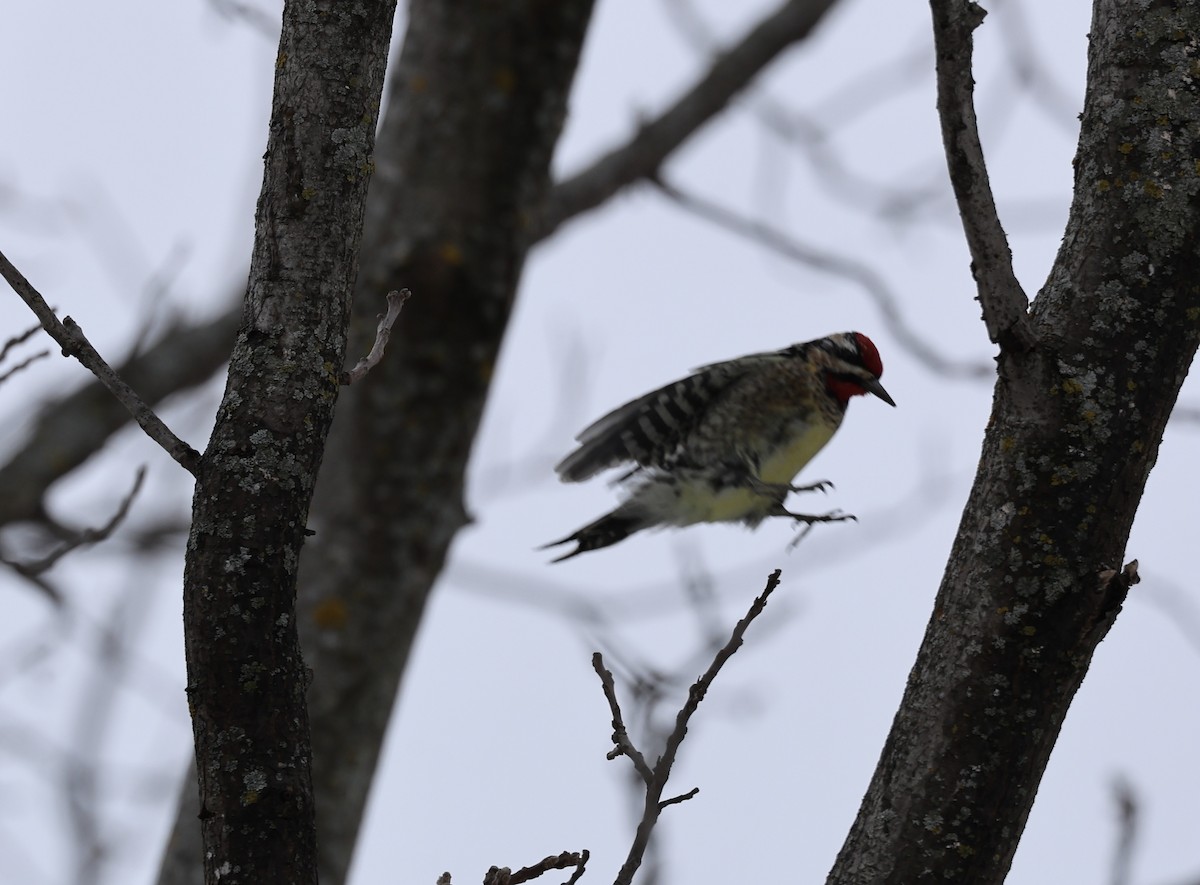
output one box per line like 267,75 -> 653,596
2,1 -> 1198,884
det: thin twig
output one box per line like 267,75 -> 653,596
659,786 -> 699,809
481,850 -> 590,885
341,289 -> 410,385
660,0 -> 947,220
0,350 -> 50,385
0,319 -> 44,362
598,569 -> 785,885
593,655 -> 654,783
929,0 -> 1034,351
992,0 -> 1081,134
533,0 -> 841,242
653,177 -> 991,378
1109,777 -> 1137,885
0,307 -> 240,529
2,467 -> 146,587
207,0 -> 280,40
0,249 -> 201,474
563,854 -> 589,885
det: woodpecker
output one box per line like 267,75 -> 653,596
541,332 -> 895,562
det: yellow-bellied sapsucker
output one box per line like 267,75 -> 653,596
542,332 -> 895,561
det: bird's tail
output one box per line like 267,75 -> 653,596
540,510 -> 646,563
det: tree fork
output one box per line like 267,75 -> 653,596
829,3 -> 1200,882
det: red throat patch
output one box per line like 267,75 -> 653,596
828,377 -> 869,404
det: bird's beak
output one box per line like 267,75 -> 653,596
864,377 -> 896,407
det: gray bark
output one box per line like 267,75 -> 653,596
300,2 -> 597,879
828,1 -> 1200,881
179,2 -> 396,884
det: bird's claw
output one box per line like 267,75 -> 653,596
788,479 -> 834,495
784,509 -> 856,525
783,509 -> 856,551
748,477 -> 834,498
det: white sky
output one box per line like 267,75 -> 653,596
1,1 -> 1198,884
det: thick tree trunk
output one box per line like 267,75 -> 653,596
179,3 -> 396,884
299,2 -> 597,880
828,1 -> 1200,881
160,3 -> 596,883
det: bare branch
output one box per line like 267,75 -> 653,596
1110,777 -> 1137,885
592,654 -> 654,783
0,249 -> 201,474
207,0 -> 279,40
929,0 -> 1033,351
481,851 -> 590,885
0,349 -> 49,385
661,0 -> 949,222
599,569 -> 784,885
0,306 -> 237,529
992,0 -> 1081,134
0,319 -> 44,363
533,0 -> 841,241
653,177 -> 991,378
340,289 -> 410,385
658,786 -> 699,809
2,467 -> 146,588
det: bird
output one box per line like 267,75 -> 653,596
541,331 -> 895,562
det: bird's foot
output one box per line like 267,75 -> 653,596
781,509 -> 857,551
787,479 -> 834,495
782,508 -> 856,525
747,477 -> 834,498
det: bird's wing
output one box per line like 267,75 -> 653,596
554,351 -> 783,482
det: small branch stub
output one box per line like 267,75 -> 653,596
341,288 -> 410,385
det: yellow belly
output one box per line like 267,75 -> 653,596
673,423 -> 837,524
758,423 -> 836,484
680,485 -> 763,522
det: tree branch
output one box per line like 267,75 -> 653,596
0,249 -> 201,474
929,0 -> 1033,351
598,569 -> 783,885
830,3 -> 1200,879
593,655 -> 653,783
533,0 -> 841,242
480,851 -> 590,885
1109,777 -> 1137,885
0,306 -> 236,531
0,318 -> 44,363
653,176 -> 992,378
1,467 -> 145,602
0,349 -> 49,385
